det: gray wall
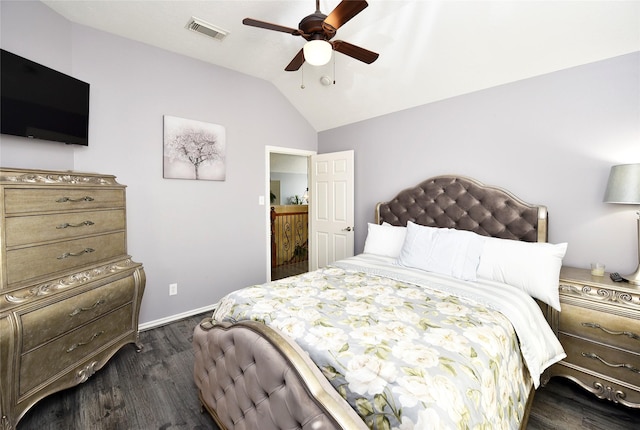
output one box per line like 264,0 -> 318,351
0,1 -> 317,325
3,1 -> 639,326
319,51 -> 640,274
0,0 -> 76,168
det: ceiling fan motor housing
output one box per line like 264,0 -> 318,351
299,13 -> 335,40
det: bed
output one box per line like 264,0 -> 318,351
193,175 -> 567,430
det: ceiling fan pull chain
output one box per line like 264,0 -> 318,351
300,64 -> 305,89
333,53 -> 336,85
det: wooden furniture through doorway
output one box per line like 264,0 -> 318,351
270,205 -> 308,279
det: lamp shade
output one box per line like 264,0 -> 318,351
603,163 -> 640,204
303,40 -> 332,66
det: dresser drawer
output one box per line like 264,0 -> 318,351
558,302 -> 640,352
5,209 -> 125,247
4,188 -> 124,214
20,276 -> 136,351
559,333 -> 640,387
6,232 -> 126,285
19,303 -> 133,396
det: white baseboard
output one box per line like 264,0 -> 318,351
138,304 -> 217,332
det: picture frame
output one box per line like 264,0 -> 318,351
163,115 -> 226,180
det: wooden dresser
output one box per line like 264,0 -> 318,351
544,266 -> 640,408
0,168 -> 145,429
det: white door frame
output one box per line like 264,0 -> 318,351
265,146 -> 316,281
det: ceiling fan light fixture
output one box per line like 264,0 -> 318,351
303,40 -> 332,66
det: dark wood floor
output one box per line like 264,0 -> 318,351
271,260 -> 308,280
528,379 -> 638,429
18,313 -> 219,430
17,312 -> 639,429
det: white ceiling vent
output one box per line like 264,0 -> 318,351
185,17 -> 229,41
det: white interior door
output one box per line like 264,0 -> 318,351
309,150 -> 355,270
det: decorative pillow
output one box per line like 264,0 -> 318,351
477,237 -> 567,311
397,222 -> 485,281
363,223 -> 407,258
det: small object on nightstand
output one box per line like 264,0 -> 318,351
590,262 -> 605,276
610,272 -> 629,282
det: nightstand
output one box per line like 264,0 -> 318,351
543,266 -> 640,408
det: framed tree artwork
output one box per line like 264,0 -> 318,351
163,115 -> 226,180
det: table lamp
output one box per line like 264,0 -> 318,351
603,163 -> 640,285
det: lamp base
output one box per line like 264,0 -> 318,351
630,214 -> 640,286
624,265 -> 640,285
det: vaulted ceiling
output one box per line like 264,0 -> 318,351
42,1 -> 640,131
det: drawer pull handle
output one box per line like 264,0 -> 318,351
57,248 -> 95,259
66,330 -> 105,353
69,299 -> 105,317
581,322 -> 640,341
581,352 -> 640,374
56,221 -> 95,229
56,196 -> 95,203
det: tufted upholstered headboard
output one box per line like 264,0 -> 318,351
376,175 -> 548,243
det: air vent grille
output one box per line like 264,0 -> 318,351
186,17 -> 229,41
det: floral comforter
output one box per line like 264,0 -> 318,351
213,254 -> 565,430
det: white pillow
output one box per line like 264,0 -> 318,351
397,222 -> 485,281
363,223 -> 407,258
477,237 -> 567,311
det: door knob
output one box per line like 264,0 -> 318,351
343,227 -> 353,232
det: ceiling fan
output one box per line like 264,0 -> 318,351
243,0 -> 379,71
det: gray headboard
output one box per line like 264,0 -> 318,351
376,175 -> 547,243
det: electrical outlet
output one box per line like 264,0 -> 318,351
169,283 -> 178,296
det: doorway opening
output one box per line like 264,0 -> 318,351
265,146 -> 315,281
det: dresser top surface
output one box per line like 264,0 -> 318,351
0,167 -> 121,186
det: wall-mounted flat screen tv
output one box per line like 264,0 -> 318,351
1,49 -> 90,146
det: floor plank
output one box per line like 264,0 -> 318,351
271,261 -> 308,280
17,312 -> 639,429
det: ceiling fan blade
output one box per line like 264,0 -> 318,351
324,0 -> 368,31
285,49 -> 305,72
243,18 -> 301,35
332,40 -> 379,64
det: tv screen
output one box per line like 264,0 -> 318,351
1,49 -> 90,146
